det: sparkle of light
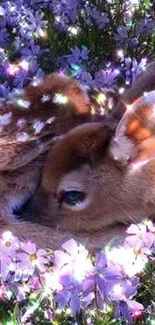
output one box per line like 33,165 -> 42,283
20,60 -> 29,70
119,87 -> 125,94
130,159 -> 150,172
116,49 -> 124,59
17,99 -> 30,109
96,93 -> 106,104
53,93 -> 68,105
68,26 -> 79,35
126,104 -> 133,112
7,64 -> 19,76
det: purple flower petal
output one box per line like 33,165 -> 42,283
62,239 -> 78,257
70,292 -> 80,315
54,250 -> 70,268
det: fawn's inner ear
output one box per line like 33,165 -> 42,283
110,90 -> 155,168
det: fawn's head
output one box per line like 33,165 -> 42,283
30,90 -> 155,232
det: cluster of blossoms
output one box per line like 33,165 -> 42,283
0,0 -> 154,99
0,220 -> 155,324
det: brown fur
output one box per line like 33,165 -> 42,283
1,63 -> 155,251
0,73 -> 107,220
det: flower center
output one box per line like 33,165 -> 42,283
5,241 -> 11,247
134,249 -> 141,257
29,254 -> 37,262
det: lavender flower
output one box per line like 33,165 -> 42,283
112,280 -> 144,324
26,11 -> 47,35
20,40 -> 42,58
114,26 -> 128,46
0,220 -> 151,323
55,274 -> 81,315
66,47 -> 89,65
76,71 -> 93,86
86,6 -> 109,29
125,220 -> 155,250
54,239 -> 92,282
0,28 -> 9,46
106,246 -> 148,277
17,242 -> 48,274
92,69 -> 120,88
0,231 -> 19,258
82,252 -> 123,309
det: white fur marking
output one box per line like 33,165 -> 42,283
46,116 -> 56,124
0,112 -> 12,126
17,99 -> 31,109
41,95 -> 51,103
17,118 -> 26,128
16,132 -> 30,142
33,120 -> 45,135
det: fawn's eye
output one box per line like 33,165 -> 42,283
60,190 -> 86,207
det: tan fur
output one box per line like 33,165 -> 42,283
1,63 -> 155,251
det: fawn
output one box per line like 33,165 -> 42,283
1,62 -> 155,251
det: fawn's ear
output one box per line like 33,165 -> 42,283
110,90 -> 155,167
42,122 -> 113,189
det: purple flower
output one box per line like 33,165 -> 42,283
0,82 -> 11,98
20,40 -> 43,58
82,252 -> 122,309
131,58 -> 148,83
114,26 -> 128,46
17,242 -> 48,274
0,255 -> 13,280
12,69 -> 29,88
26,11 -> 47,35
0,6 -> 6,28
10,282 -> 30,301
50,0 -> 79,28
106,246 -> 148,277
54,239 -> 92,282
112,280 -> 144,324
0,28 -> 9,46
66,47 -> 89,65
0,231 -> 19,258
87,6 -> 109,29
76,71 -> 92,86
125,220 -> 155,250
115,300 -> 143,324
135,18 -> 155,37
3,2 -> 20,27
93,69 -> 120,88
109,276 -> 139,301
0,232 -> 19,280
55,274 -> 81,315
